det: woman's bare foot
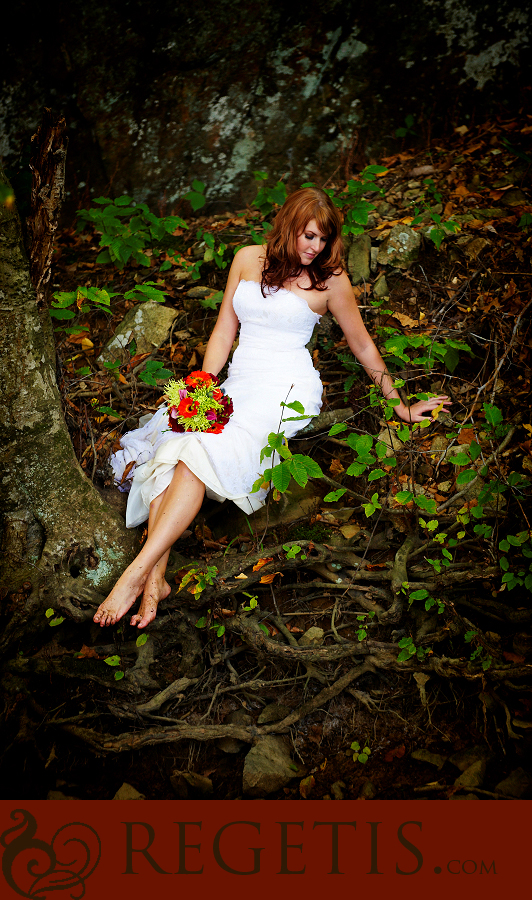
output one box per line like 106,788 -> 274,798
93,567 -> 146,627
130,575 -> 171,629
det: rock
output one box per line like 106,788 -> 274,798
370,247 -> 379,272
98,301 -> 179,366
454,759 -> 486,789
449,745 -> 492,773
450,793 -> 479,800
217,709 -> 253,754
429,435 -> 450,458
347,233 -> 371,284
377,224 -> 420,269
340,523 -> 362,541
173,270 -> 192,284
494,768 -> 532,798
333,507 -> 355,522
377,428 -> 404,457
411,749 -> 448,769
258,703 -> 291,724
170,771 -> 213,798
359,780 -> 377,799
461,236 -> 489,259
186,285 -> 212,298
437,481 -> 452,493
373,274 -> 389,298
47,790 -> 79,800
331,780 -> 346,800
113,783 -> 146,800
243,736 -> 302,796
298,626 -> 325,647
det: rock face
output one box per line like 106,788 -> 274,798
347,234 -> 371,284
243,736 -> 302,796
377,224 -> 421,269
98,301 -> 179,365
2,2 -> 530,211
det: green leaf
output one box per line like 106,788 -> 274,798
114,671 -> 125,681
450,452 -> 471,466
368,468 -> 387,481
456,469 -> 476,486
410,589 -> 429,601
288,456 -> 309,487
323,488 -> 347,502
104,655 -> 121,667
259,623 -> 269,635
271,461 -> 292,493
45,608 -> 55,619
499,539 -> 510,552
49,617 -> 65,627
414,495 -> 437,513
395,490 -> 414,504
329,423 -> 348,436
136,633 -> 148,647
195,617 -> 207,628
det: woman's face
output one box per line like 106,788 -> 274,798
296,218 -> 327,265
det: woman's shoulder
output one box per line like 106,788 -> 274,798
233,243 -> 266,278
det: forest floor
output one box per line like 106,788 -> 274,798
2,113 -> 532,801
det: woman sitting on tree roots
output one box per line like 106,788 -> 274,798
94,187 -> 450,629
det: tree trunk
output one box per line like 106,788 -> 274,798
0,163 -> 136,653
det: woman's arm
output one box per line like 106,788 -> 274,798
201,250 -> 245,376
327,272 -> 450,423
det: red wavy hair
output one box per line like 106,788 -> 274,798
261,187 -> 344,294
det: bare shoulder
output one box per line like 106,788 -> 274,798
326,270 -> 356,306
234,243 -> 266,280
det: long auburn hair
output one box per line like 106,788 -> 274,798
261,187 -> 344,294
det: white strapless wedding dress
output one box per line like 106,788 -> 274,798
110,279 -> 323,527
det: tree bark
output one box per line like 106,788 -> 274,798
0,162 -> 136,653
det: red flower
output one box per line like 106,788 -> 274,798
185,370 -> 215,389
211,388 -> 223,401
205,423 -> 224,434
169,420 -> 185,433
178,397 -> 200,418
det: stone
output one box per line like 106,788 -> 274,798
170,771 -> 213,799
450,793 -> 479,800
377,428 -> 405,457
494,768 -> 532,798
98,301 -> 179,366
340,523 -> 362,541
463,237 -> 489,259
298,626 -> 325,647
333,507 -> 355,522
429,435 -> 450,458
411,749 -> 448,769
359,780 -> 377,799
377,224 -> 420,269
243,736 -> 302,796
217,708 -> 253,754
454,759 -> 486,789
186,285 -> 212,298
449,746 -> 491,773
347,233 -> 371,285
331,780 -> 346,800
113,783 -> 146,800
257,703 -> 291,725
370,247 -> 379,272
47,790 -> 79,801
373,274 -> 389,298
437,481 -> 452,493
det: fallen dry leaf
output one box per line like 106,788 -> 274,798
385,744 -> 406,762
260,572 -> 283,584
77,644 -> 101,659
253,557 -> 273,572
394,311 -> 419,328
234,573 -> 248,580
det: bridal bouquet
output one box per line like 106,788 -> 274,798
164,370 -> 233,435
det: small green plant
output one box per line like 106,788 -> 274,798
76,195 -> 187,269
180,564 -> 218,597
351,741 -> 371,763
252,171 -> 288,217
138,359 -> 174,385
251,401 -> 323,499
395,114 -> 416,138
44,607 -> 65,627
103,654 -> 124,680
397,636 -> 430,662
324,166 -> 388,236
184,179 -> 207,211
195,609 -> 226,638
283,543 -> 307,561
241,593 -> 258,612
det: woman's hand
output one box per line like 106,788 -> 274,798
396,395 -> 452,424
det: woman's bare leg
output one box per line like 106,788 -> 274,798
93,462 -> 205,627
130,492 -> 172,628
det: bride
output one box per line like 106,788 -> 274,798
93,187 -> 449,628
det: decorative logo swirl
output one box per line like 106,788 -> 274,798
1,809 -> 101,898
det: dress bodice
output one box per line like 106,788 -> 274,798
232,279 -> 321,353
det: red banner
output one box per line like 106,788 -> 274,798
0,800 -> 523,899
